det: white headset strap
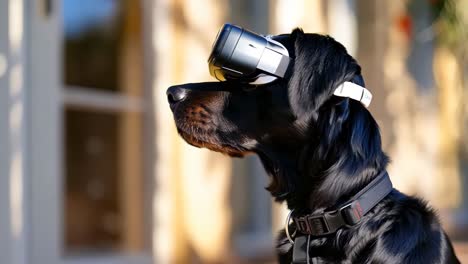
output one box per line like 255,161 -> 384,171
333,81 -> 372,108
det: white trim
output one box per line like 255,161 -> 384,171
28,0 -> 62,263
63,86 -> 145,113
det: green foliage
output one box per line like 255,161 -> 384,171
430,0 -> 468,56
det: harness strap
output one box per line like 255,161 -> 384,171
293,172 -> 393,236
290,172 -> 393,263
292,235 -> 309,264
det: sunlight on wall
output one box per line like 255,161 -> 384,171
271,0 -> 326,34
0,54 -> 7,78
433,47 -> 463,208
8,0 -> 27,264
327,0 -> 357,56
9,0 -> 22,48
152,0 -> 232,263
9,65 -> 23,239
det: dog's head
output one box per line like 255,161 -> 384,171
167,29 -> 388,207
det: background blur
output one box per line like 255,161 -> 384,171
0,0 -> 467,263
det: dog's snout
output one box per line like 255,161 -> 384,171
167,86 -> 188,105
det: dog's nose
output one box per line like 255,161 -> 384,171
167,86 -> 188,105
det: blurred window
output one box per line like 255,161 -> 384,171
63,0 -> 141,95
62,0 -> 145,255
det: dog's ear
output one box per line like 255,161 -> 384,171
287,29 -> 361,121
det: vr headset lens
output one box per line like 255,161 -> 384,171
208,24 -> 290,84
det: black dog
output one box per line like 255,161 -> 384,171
167,29 -> 460,263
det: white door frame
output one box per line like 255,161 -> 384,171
28,0 -> 64,263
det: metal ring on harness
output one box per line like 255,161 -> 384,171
285,209 -> 297,244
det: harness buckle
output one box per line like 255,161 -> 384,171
294,214 -> 330,235
339,200 -> 363,226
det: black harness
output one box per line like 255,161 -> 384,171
289,172 -> 393,263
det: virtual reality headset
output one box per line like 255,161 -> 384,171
207,24 -> 373,107
208,24 -> 290,85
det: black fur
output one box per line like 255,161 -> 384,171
167,29 -> 460,263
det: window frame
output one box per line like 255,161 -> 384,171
28,0 -> 153,263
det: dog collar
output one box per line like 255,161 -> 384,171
287,172 -> 393,263
286,172 -> 392,242
333,81 -> 373,107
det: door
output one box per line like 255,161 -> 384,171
29,0 -> 152,263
